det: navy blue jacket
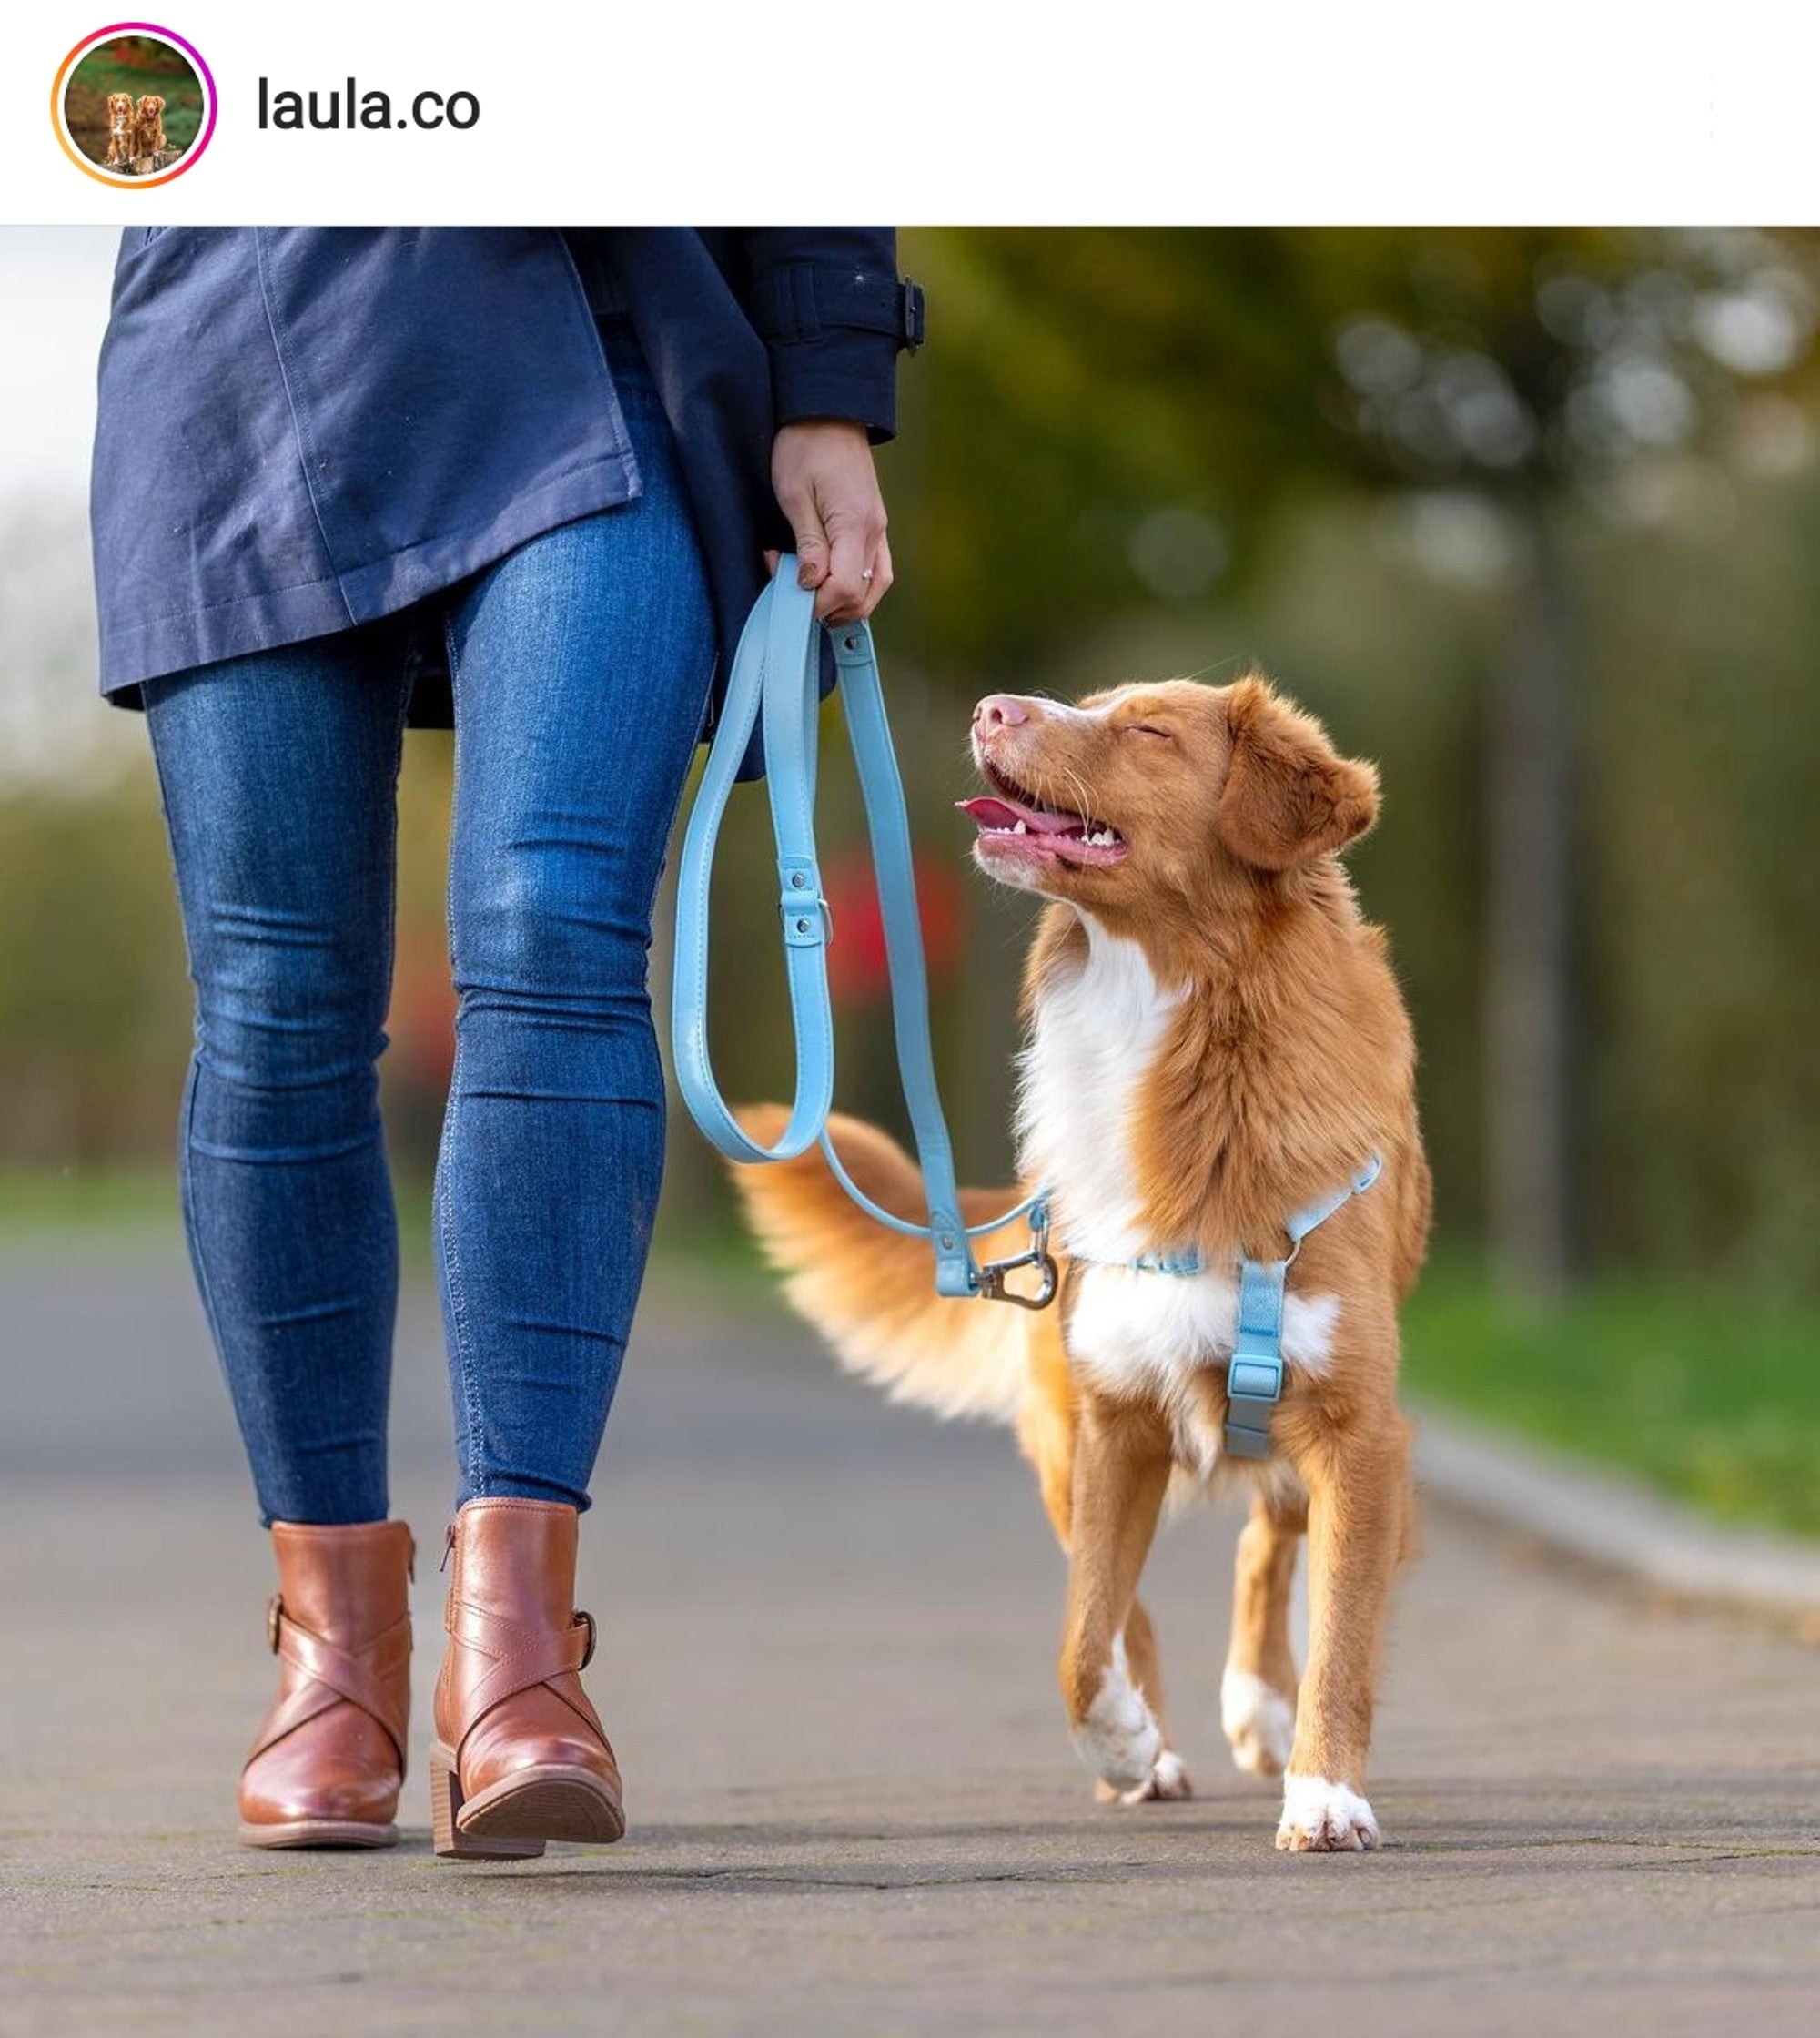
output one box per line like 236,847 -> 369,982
91,227 -> 919,739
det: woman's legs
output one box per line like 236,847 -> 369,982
143,634 -> 410,1526
436,327 -> 716,1510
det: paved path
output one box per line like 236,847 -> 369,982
3,1245 -> 1819,2036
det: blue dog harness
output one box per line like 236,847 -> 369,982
1064,1154 -> 1382,1460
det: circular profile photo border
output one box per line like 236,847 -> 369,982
53,23 -> 217,188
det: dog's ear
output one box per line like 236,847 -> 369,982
1213,677 -> 1379,871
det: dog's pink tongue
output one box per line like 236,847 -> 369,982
956,796 -> 1019,829
956,796 -> 1073,835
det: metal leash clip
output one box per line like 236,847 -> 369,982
976,1202 -> 1059,1311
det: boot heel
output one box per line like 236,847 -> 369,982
430,1742 -> 544,1861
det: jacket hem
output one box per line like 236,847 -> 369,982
97,454 -> 641,704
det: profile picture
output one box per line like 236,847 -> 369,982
54,26 -> 215,187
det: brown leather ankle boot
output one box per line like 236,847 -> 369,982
238,1519 -> 414,1848
430,1497 -> 624,1859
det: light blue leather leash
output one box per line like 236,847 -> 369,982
1064,1153 -> 1382,1458
671,558 -> 1057,1309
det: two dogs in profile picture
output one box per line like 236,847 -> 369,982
105,94 -> 170,168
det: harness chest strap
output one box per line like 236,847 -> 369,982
1067,1153 -> 1383,1462
1227,1152 -> 1383,1460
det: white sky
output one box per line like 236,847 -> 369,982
0,229 -> 136,790
0,228 -> 118,503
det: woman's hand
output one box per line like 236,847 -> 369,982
768,420 -> 893,624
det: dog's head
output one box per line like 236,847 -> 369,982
136,96 -> 165,127
107,93 -> 136,129
959,674 -> 1378,915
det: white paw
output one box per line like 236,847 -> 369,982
1071,1636 -> 1162,1792
1220,1668 -> 1296,1777
1276,1775 -> 1380,1853
1097,1747 -> 1194,1807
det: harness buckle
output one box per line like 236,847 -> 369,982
976,1204 -> 1059,1311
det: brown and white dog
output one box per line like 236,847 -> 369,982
136,96 -> 169,156
104,92 -> 138,167
733,674 -> 1431,1851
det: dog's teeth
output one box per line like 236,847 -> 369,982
1013,820 -> 1027,834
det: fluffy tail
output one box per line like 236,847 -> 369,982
728,1105 -> 1035,1425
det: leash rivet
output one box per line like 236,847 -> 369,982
790,871 -> 807,888
794,917 -> 811,934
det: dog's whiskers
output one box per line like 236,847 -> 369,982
1058,766 -> 1106,828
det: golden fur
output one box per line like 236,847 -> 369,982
136,96 -> 168,155
732,673 -> 1431,1850
104,93 -> 138,167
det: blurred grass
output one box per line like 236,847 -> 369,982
4,1171 -> 1815,1538
0,1166 -> 177,1243
1402,1263 -> 1820,1540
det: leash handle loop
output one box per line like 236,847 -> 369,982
672,567 -> 833,1162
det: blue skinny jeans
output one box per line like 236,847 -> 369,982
142,325 -> 715,1525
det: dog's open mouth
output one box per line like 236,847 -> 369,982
956,763 -> 1129,867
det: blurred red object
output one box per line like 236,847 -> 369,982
387,933 -> 457,1091
822,848 -> 965,1004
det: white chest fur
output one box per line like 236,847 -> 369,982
1016,917 -> 1178,1265
1017,916 -> 1340,1474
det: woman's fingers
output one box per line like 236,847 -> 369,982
791,516 -> 832,593
765,532 -> 889,624
817,518 -> 875,623
852,529 -> 893,622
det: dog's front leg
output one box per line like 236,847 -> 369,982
1057,1394 -> 1178,1800
1275,1411 -> 1411,1851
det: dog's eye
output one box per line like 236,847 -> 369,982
1127,723 -> 1173,741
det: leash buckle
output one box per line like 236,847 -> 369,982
779,858 -> 832,948
977,1203 -> 1059,1312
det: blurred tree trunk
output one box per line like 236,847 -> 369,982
1484,492 -> 1575,1300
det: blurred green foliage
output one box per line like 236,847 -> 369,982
0,786 -> 191,1159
